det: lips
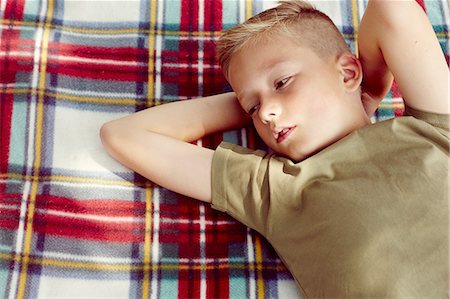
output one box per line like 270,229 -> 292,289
275,126 -> 296,143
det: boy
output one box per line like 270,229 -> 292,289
100,0 -> 449,297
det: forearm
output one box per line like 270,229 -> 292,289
103,92 -> 250,142
100,92 -> 249,201
358,0 -> 394,102
359,0 -> 448,114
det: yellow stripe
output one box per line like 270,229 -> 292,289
351,0 -> 359,55
147,0 -> 158,108
254,234 -> 265,299
142,183 -> 153,299
141,1 -> 157,297
16,1 -> 54,298
378,103 -> 405,109
246,0 -> 253,20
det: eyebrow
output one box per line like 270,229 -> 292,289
261,59 -> 293,73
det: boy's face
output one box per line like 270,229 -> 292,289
227,36 -> 369,161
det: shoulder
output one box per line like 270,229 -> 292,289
403,105 -> 450,138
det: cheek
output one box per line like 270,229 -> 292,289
254,121 -> 268,138
253,121 -> 275,146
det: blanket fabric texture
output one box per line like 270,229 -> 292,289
0,0 -> 448,298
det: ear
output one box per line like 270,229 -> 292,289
337,53 -> 363,93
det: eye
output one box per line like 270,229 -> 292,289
275,76 -> 291,90
248,104 -> 260,116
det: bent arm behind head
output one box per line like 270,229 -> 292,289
358,0 -> 449,114
100,93 -> 250,202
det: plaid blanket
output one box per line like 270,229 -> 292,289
1,0 -> 448,298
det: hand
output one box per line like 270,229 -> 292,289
361,91 -> 381,117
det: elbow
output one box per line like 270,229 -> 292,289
100,121 -> 124,157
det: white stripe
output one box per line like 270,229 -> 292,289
358,0 -> 366,21
162,62 -> 220,69
247,227 -> 256,299
150,189 -> 160,299
241,128 -> 248,147
239,0 -> 246,22
152,188 -> 160,263
153,1 -> 164,103
8,182 -> 31,299
0,203 -> 18,211
40,250 -> 136,265
8,1 -> 48,296
0,0 -> 6,19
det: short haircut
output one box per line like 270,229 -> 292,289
217,0 -> 350,78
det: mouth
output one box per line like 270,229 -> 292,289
275,126 -> 296,143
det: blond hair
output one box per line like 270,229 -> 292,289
217,0 -> 350,78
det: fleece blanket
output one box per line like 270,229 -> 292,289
0,0 -> 448,298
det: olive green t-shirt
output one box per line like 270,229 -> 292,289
211,106 -> 449,298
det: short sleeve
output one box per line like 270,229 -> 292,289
211,142 -> 272,235
404,104 -> 450,137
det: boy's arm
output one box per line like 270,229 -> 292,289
358,0 -> 449,114
100,92 -> 250,202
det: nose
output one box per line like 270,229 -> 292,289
258,99 -> 281,124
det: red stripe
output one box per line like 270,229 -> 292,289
0,95 -> 13,177
180,0 -> 199,32
0,37 -> 34,51
1,54 -> 149,83
47,43 -> 149,62
33,212 -> 145,243
3,0 -> 25,20
0,0 -> 26,181
34,195 -> 146,217
206,268 -> 230,298
177,0 -> 200,98
33,219 -> 144,243
204,0 -> 223,31
46,63 -> 148,82
21,195 -> 146,242
178,266 -> 201,298
391,80 -> 402,98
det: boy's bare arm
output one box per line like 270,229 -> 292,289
358,0 -> 449,114
100,93 -> 250,202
